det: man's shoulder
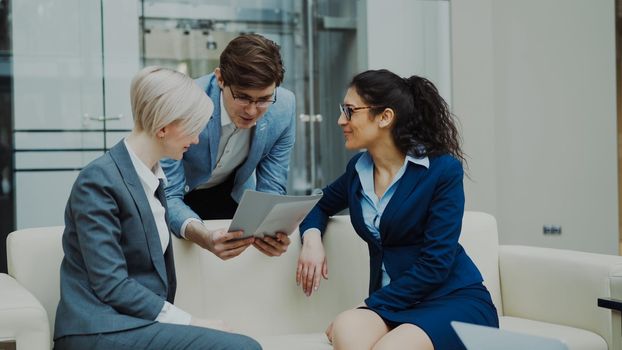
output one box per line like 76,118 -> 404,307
194,73 -> 216,91
266,86 -> 295,123
276,85 -> 295,100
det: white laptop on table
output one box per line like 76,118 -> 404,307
451,321 -> 568,350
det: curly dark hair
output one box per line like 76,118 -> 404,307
350,69 -> 465,164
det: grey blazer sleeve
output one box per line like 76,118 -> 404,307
161,157 -> 201,237
71,165 -> 165,320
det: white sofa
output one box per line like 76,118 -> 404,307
2,212 -> 622,350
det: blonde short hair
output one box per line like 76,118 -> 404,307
130,66 -> 213,136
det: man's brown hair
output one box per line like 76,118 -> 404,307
219,34 -> 285,88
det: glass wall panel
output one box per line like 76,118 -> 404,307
1,0 -> 451,271
11,0 -> 105,230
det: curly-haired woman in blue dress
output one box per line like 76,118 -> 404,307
296,69 -> 499,350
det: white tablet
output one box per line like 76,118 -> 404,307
228,190 -> 323,238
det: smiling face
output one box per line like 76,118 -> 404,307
338,87 -> 385,150
158,120 -> 201,160
215,68 -> 276,129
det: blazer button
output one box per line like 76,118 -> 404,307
184,185 -> 190,192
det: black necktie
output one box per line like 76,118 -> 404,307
155,178 -> 177,302
155,179 -> 167,211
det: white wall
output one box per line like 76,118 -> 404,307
450,0 -> 497,217
11,0 -> 138,228
452,0 -> 618,254
366,0 -> 452,102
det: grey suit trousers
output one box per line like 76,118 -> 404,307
54,322 -> 262,350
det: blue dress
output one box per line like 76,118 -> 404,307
300,152 -> 499,349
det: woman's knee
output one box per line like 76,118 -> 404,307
332,309 -> 362,335
372,324 -> 433,350
332,309 -> 388,348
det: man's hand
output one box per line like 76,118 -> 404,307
190,316 -> 233,332
185,221 -> 254,260
253,232 -> 291,257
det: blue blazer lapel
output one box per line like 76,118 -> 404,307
348,172 -> 381,247
109,142 -> 168,286
206,78 -> 223,169
206,114 -> 221,169
379,163 -> 427,239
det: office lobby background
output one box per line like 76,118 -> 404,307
0,0 -> 618,273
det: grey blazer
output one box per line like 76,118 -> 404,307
54,141 -> 176,340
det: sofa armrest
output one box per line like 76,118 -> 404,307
499,245 -> 622,350
598,297 -> 622,350
0,273 -> 50,350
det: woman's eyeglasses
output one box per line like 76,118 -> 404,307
229,86 -> 277,108
339,104 -> 386,121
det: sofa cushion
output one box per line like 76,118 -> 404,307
458,212 -> 503,315
0,273 -> 50,349
173,216 -> 370,337
7,226 -> 64,336
500,316 -> 607,350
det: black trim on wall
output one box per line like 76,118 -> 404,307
14,129 -> 131,133
15,168 -> 82,172
14,148 -> 106,152
0,0 -> 13,274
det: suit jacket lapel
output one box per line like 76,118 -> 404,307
206,79 -> 222,169
379,163 -> 427,240
348,173 -> 381,247
206,114 -> 221,169
109,141 -> 168,286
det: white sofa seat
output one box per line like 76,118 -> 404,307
2,212 -> 622,350
169,217 -> 369,350
500,317 -> 607,350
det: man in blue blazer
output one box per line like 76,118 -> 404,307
162,34 -> 296,260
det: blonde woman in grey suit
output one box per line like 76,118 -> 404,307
53,66 -> 261,350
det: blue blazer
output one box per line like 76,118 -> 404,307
54,141 -> 176,339
162,73 -> 297,236
300,153 -> 484,314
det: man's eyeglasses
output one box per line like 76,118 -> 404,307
339,104 -> 386,121
229,86 -> 277,108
